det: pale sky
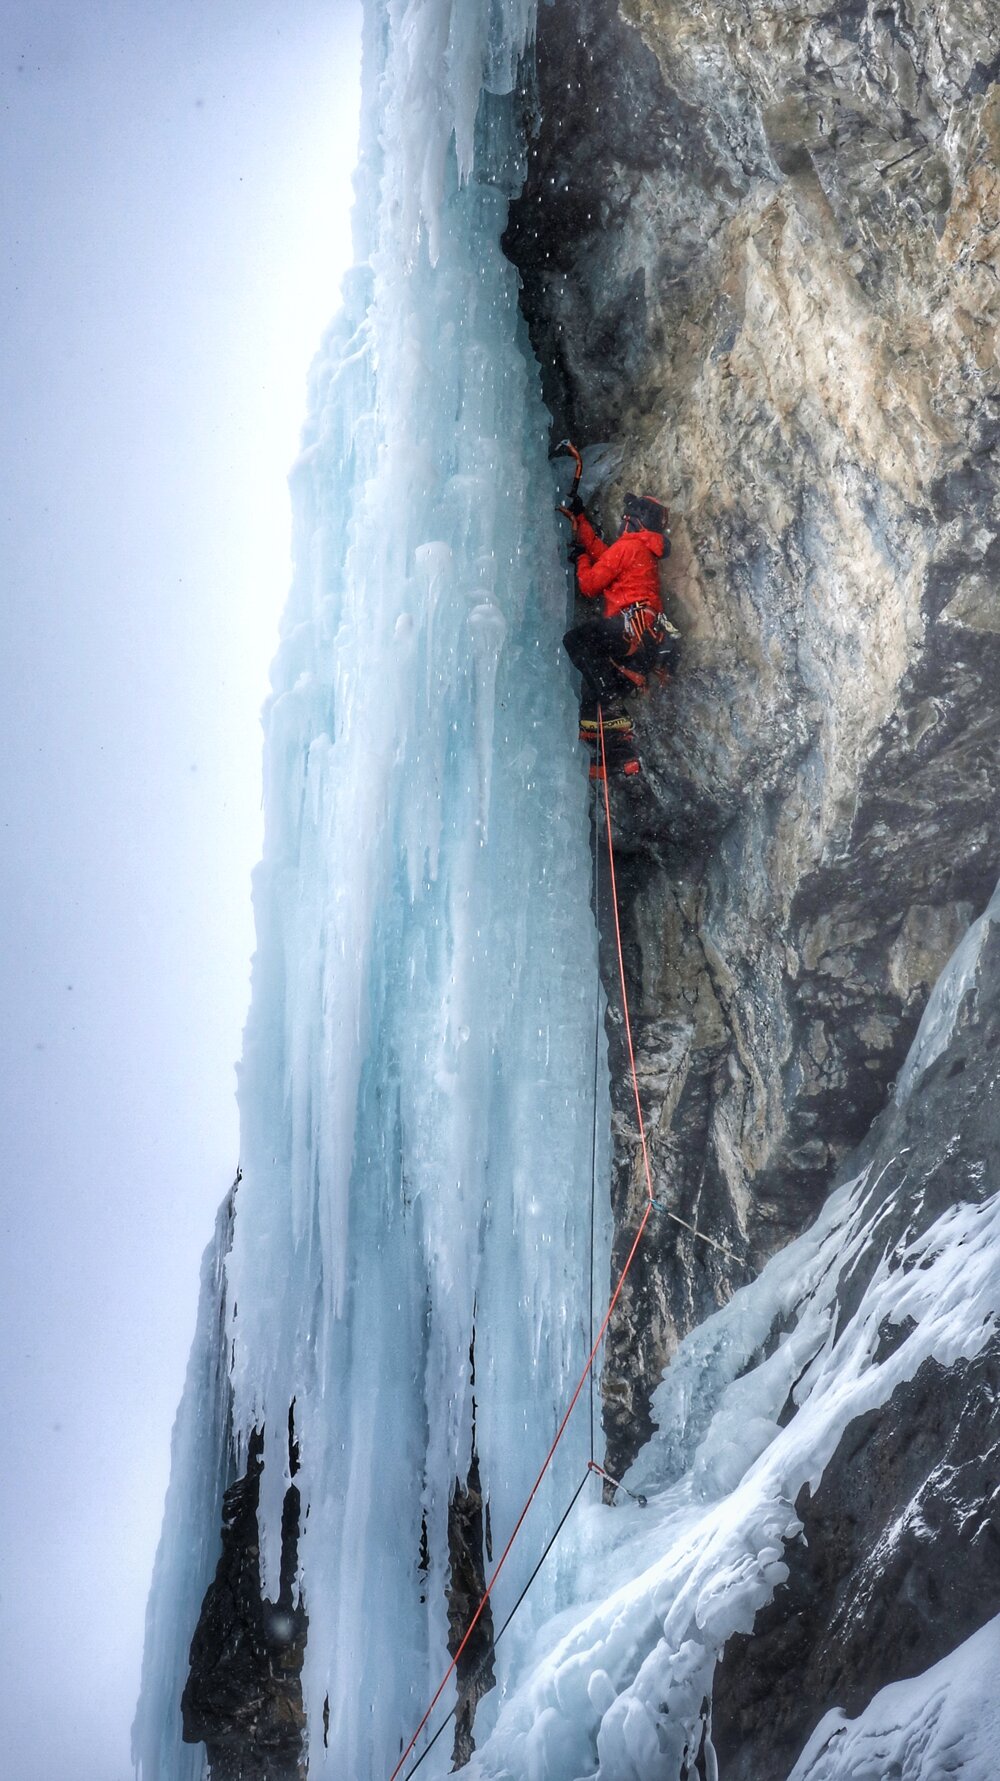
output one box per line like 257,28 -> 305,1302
0,2 -> 362,1774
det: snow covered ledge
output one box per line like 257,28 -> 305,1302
790,1613 -> 1000,1781
465,892 -> 1000,1779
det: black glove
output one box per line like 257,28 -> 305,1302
567,492 -> 585,516
567,542 -> 585,564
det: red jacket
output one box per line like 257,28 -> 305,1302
574,514 -> 665,618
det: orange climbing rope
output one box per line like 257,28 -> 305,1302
387,708 -> 656,1781
596,708 -> 657,1211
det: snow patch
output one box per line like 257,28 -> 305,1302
466,1168 -> 1000,1780
790,1611 -> 1000,1781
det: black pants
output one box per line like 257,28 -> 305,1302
563,614 -> 633,704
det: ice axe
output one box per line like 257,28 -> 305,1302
554,438 -> 583,524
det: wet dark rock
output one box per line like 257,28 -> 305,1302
446,1454 -> 496,1768
182,1429 -> 307,1781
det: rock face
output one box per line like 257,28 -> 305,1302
711,899 -> 1000,1776
505,0 -> 1000,1478
714,1346 -> 1000,1778
182,1427 -> 307,1781
446,1454 -> 496,1768
503,4 -> 1000,1762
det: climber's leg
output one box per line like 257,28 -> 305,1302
563,616 -> 631,703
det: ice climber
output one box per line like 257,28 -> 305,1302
561,482 -> 679,778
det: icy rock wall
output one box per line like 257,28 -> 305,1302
463,879 -> 1000,1781
504,0 -> 1000,1474
136,3 -> 614,1777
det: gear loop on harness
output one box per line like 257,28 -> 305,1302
621,601 -> 679,655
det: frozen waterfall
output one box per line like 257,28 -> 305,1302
135,2 -> 611,1777
134,4 -> 1000,1778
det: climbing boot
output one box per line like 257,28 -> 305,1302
582,706 -> 632,751
579,699 -> 640,778
602,709 -> 640,778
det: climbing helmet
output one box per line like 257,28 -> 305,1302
623,493 -> 669,535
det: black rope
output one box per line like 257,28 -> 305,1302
402,1470 -> 590,1779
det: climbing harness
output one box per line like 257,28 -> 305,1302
622,601 -> 663,654
615,603 -> 681,695
622,601 -> 679,658
388,708 -> 742,1781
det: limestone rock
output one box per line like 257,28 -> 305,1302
505,0 -> 1000,1475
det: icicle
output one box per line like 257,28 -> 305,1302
467,595 -> 507,838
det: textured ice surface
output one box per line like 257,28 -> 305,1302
229,2 -> 607,1771
896,877 -> 1000,1104
789,1611 -> 1000,1781
135,1 -> 613,1777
